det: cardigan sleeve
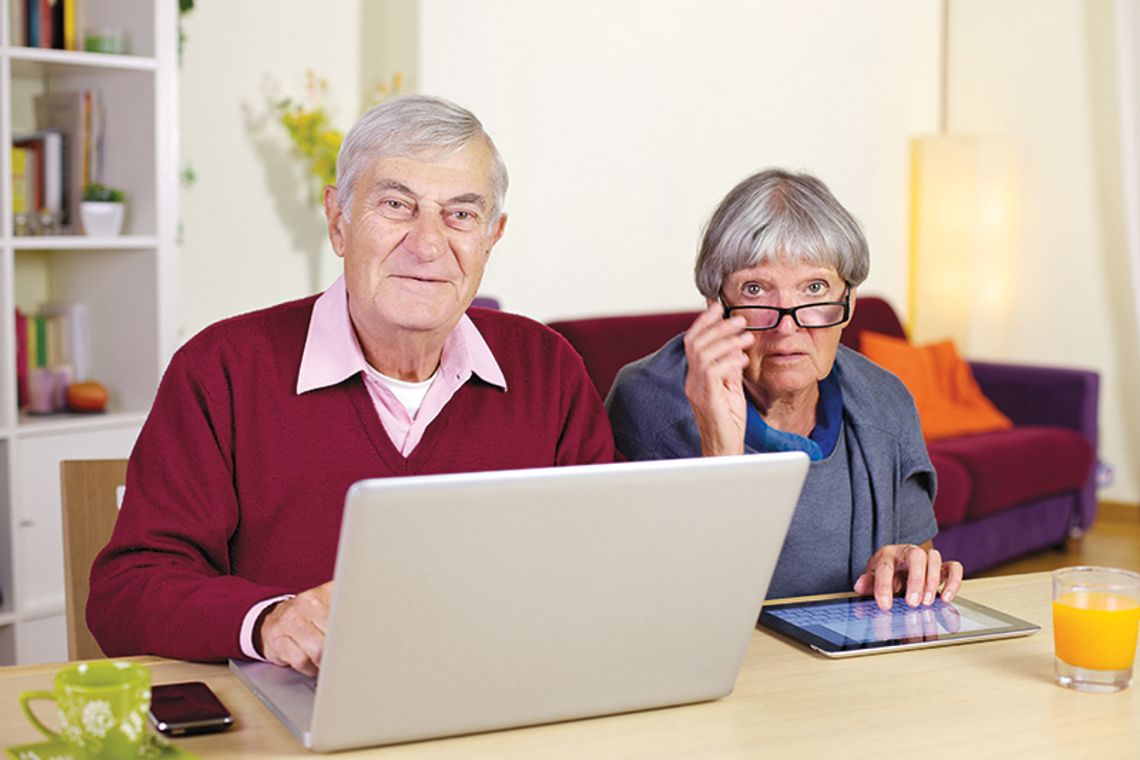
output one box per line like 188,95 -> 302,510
87,342 -> 295,662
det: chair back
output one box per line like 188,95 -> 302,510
59,459 -> 128,661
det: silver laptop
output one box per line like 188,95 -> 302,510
231,452 -> 808,752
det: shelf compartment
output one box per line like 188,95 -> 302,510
15,248 -> 163,416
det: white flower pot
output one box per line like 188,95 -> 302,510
79,201 -> 125,237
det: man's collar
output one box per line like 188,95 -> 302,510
296,276 -> 506,394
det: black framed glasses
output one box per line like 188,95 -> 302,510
722,289 -> 851,331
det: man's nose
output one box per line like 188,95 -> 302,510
404,212 -> 447,260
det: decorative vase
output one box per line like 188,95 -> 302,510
79,201 -> 125,236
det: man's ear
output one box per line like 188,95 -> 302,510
485,212 -> 508,255
324,185 -> 347,258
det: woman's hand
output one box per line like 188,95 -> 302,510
853,542 -> 964,611
683,303 -> 754,456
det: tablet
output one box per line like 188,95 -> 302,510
758,595 -> 1039,658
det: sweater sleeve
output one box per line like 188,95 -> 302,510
553,340 -> 617,466
87,343 -> 295,662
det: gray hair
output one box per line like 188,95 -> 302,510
695,169 -> 869,299
334,94 -> 509,226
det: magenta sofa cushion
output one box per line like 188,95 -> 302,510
927,426 -> 1094,519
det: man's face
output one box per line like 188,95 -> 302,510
325,139 -> 506,352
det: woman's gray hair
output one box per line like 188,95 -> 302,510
334,94 -> 509,226
695,169 -> 869,299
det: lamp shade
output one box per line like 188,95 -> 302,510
908,135 -> 1016,355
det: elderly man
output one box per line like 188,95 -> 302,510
88,95 -> 615,675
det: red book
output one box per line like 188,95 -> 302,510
15,309 -> 28,409
39,0 -> 52,48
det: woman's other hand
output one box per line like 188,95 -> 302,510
853,542 -> 964,611
683,304 -> 754,456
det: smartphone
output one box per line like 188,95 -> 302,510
149,681 -> 235,736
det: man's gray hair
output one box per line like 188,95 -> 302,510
695,169 -> 869,299
334,94 -> 509,226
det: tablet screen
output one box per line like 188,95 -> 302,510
758,595 -> 1039,657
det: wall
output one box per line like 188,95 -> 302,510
948,0 -> 1139,502
417,0 -> 940,321
178,1 -> 364,341
175,1 -> 1138,504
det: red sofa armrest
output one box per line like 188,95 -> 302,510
970,360 -> 1100,532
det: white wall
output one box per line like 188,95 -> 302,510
949,0 -> 1139,502
178,1 -> 363,341
175,1 -> 1138,504
418,0 -> 940,321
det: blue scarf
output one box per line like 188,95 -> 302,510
743,370 -> 843,461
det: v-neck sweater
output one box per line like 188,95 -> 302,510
88,295 -> 615,662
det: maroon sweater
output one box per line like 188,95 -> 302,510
88,297 -> 615,661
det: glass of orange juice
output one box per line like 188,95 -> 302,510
1052,566 -> 1140,692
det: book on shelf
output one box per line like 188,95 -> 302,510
15,302 -> 90,412
10,146 -> 33,215
34,90 -> 103,230
13,0 -> 82,49
12,130 -> 64,219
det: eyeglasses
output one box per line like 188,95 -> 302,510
721,289 -> 851,331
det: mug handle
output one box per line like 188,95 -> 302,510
18,690 -> 61,741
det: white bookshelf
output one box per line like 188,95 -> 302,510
0,1 -> 178,664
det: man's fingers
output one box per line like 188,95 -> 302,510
260,584 -> 333,676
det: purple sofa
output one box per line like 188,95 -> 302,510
548,297 -> 1098,575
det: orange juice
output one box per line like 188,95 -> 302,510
1053,591 -> 1140,670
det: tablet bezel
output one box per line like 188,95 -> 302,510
758,595 -> 1040,658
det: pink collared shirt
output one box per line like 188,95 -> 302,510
297,276 -> 507,453
239,276 -> 507,659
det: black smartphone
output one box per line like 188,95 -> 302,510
149,681 -> 235,736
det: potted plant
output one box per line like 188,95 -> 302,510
80,183 -> 126,236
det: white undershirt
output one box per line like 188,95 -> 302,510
364,364 -> 438,417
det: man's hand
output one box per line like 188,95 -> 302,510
683,304 -> 754,457
852,543 -> 964,611
258,581 -> 333,676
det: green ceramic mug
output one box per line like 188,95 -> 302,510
19,660 -> 152,759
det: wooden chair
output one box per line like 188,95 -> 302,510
59,459 -> 128,661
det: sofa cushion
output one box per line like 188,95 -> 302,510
927,426 -> 1094,518
928,451 -> 971,528
548,311 -> 699,398
859,332 -> 1013,441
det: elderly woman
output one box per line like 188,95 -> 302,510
607,169 -> 963,609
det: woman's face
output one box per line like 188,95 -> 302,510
719,260 -> 854,401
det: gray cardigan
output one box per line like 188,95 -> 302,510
606,337 -> 939,597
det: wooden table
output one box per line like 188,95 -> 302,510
2,572 -> 1137,757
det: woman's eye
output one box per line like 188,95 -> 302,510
744,283 -> 762,296
806,281 -> 827,295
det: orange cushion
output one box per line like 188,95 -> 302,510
859,331 -> 1013,441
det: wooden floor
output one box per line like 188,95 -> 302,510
976,501 -> 1140,578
